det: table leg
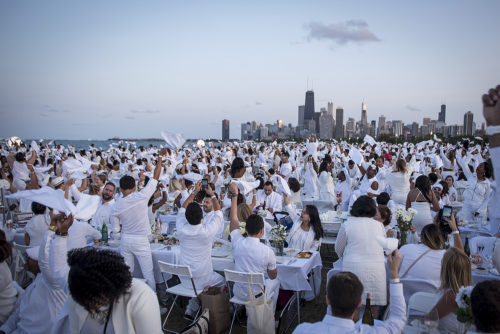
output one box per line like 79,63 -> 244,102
296,291 -> 301,323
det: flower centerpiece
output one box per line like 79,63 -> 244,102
270,224 -> 287,256
454,286 -> 475,331
394,207 -> 417,246
224,221 -> 247,239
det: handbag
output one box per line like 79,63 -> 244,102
245,276 -> 274,334
200,286 -> 230,334
180,308 -> 209,334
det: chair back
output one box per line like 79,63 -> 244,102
224,269 -> 265,287
157,261 -> 193,278
401,278 -> 437,305
469,236 -> 496,257
322,222 -> 341,234
407,292 -> 436,318
313,200 -> 335,213
12,242 -> 32,282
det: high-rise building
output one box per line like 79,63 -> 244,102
423,117 -> 431,125
346,118 -> 355,138
361,102 -> 367,126
298,105 -> 305,128
392,120 -> 403,137
464,111 -> 473,135
411,122 -> 419,138
304,90 -> 315,122
335,108 -> 344,138
277,120 -> 283,131
222,119 -> 230,140
438,104 -> 446,123
313,112 -> 321,135
327,102 -> 334,117
319,109 -> 334,139
378,115 -> 386,136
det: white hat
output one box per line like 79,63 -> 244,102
52,176 -> 64,188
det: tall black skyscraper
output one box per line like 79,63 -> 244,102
222,119 -> 230,141
438,104 -> 446,123
335,108 -> 344,138
304,90 -> 315,121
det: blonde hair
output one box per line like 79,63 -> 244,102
237,203 -> 252,223
440,247 -> 472,294
169,178 -> 182,193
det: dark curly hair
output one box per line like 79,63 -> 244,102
67,247 -> 132,333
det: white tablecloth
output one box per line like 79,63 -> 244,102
98,243 -> 322,292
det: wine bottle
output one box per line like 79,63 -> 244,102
101,223 -> 108,243
361,293 -> 374,325
464,236 -> 470,256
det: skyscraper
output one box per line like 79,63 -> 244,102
335,107 -> 344,138
361,102 -> 367,126
304,90 -> 315,122
327,102 -> 334,116
298,105 -> 305,128
378,115 -> 386,136
438,104 -> 446,123
222,119 -> 229,141
319,108 -> 334,139
464,111 -> 473,136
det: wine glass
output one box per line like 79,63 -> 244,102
422,309 -> 439,333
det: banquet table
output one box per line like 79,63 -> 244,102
98,242 -> 322,323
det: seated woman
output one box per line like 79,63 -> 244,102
335,195 -> 386,318
283,193 -> 323,251
0,234 -> 17,325
428,247 -> 472,334
24,201 -> 50,246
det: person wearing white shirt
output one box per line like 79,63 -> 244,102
67,219 -> 101,251
90,182 -> 116,232
24,202 -> 50,246
335,169 -> 352,212
255,182 -> 282,214
293,250 -> 406,334
228,183 -> 280,311
277,152 -> 293,180
111,153 -> 164,291
318,161 -> 335,203
283,194 -> 323,251
176,181 -> 225,318
1,224 -> 67,334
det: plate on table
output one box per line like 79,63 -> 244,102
295,251 -> 313,259
475,267 -> 488,275
107,240 -> 120,248
490,268 -> 500,276
467,224 -> 480,229
276,256 -> 289,264
211,245 -> 232,258
150,243 -> 166,251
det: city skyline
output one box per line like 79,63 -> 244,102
1,1 -> 499,140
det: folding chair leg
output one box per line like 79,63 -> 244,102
228,308 -> 237,334
162,295 -> 179,334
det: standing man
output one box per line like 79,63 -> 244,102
111,150 -> 165,291
91,182 -> 116,232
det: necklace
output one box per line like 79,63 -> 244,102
89,308 -> 110,324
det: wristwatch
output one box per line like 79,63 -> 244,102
390,278 -> 401,284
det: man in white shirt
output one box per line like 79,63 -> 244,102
293,250 -> 406,334
90,182 -> 116,232
111,152 -> 164,291
255,181 -> 282,214
176,181 -> 225,318
228,183 -> 280,311
277,152 -> 293,180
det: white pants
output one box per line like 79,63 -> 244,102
120,234 -> 156,291
234,278 -> 280,313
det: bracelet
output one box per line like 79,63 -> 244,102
390,278 -> 401,284
486,125 -> 500,136
55,231 -> 68,237
48,226 -> 57,232
451,230 -> 460,235
211,195 -> 216,199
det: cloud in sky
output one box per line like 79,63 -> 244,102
130,109 -> 160,114
305,20 -> 380,46
125,116 -> 135,120
406,105 -> 421,112
256,101 -> 262,105
40,113 -> 49,117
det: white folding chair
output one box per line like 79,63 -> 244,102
401,278 -> 438,306
469,236 -> 496,257
224,270 -> 269,334
313,200 -> 335,213
406,292 -> 436,320
12,242 -> 32,283
158,261 -> 200,334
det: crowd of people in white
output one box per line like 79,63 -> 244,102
0,85 -> 499,333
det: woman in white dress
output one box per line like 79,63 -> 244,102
317,161 -> 335,203
445,175 -> 458,202
302,156 -> 319,199
0,237 -> 17,325
335,196 -> 387,318
428,247 -> 472,334
335,169 -> 352,212
406,175 -> 440,234
283,194 -> 324,251
385,159 -> 412,206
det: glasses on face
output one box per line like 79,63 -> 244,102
433,187 -> 441,191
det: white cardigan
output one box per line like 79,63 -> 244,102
51,279 -> 162,334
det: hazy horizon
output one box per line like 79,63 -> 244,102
1,0 -> 499,140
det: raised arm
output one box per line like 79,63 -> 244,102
229,183 -> 240,233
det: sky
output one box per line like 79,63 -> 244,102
1,0 -> 500,140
